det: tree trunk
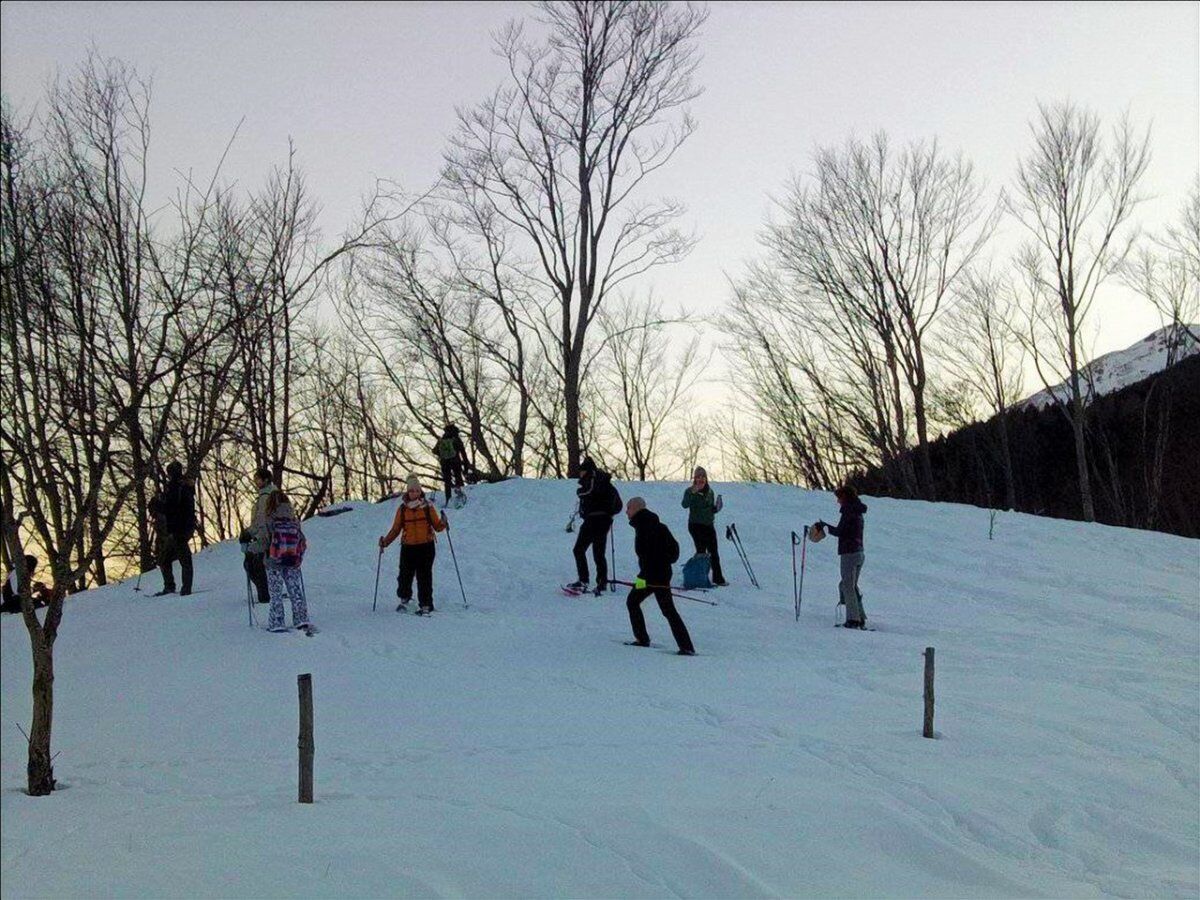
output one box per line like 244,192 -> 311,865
997,413 -> 1017,511
564,355 -> 582,479
1070,395 -> 1095,522
27,630 -> 55,796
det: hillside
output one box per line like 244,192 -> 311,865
2,479 -> 1198,898
1020,324 -> 1199,410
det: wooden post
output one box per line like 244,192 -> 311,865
298,673 -> 314,803
923,647 -> 935,738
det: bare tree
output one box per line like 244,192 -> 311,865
443,0 -> 705,477
940,269 -> 1025,509
1011,101 -> 1151,522
594,299 -> 705,480
1123,178 -> 1200,362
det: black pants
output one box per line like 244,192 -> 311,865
573,516 -> 612,587
244,552 -> 269,604
398,542 -> 436,609
687,523 -> 725,583
159,532 -> 193,593
627,585 -> 694,653
440,458 -> 464,502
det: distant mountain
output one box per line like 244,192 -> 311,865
1020,324 -> 1200,410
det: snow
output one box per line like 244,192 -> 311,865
2,479 -> 1198,898
1020,324 -> 1200,410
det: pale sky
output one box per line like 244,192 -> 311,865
3,0 -> 1198,362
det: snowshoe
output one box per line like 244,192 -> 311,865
396,600 -> 410,613
152,588 -> 176,597
676,649 -> 696,656
414,606 -> 435,616
562,581 -> 589,597
624,639 -> 651,648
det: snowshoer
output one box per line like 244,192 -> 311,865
567,456 -> 622,595
149,461 -> 196,597
681,465 -> 726,586
815,486 -> 868,629
379,475 -> 446,614
243,467 -> 276,605
624,497 -> 695,655
2,555 -> 49,613
433,424 -> 469,508
262,487 -> 311,633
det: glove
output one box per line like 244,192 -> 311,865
634,577 -> 647,589
378,536 -> 387,549
715,494 -> 723,512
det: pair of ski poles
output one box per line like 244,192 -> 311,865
791,528 -> 808,622
372,513 -> 468,611
725,522 -> 759,588
608,579 -> 718,607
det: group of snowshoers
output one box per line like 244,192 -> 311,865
4,422 -> 870,646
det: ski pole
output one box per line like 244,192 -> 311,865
791,531 -> 799,621
443,513 -> 468,609
246,570 -> 253,627
372,546 -> 383,612
734,524 -> 760,588
565,510 -> 577,533
609,579 -> 719,606
609,526 -> 617,593
797,528 -> 809,619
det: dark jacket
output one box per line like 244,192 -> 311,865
151,476 -> 197,538
681,485 -> 718,527
434,427 -> 468,465
577,470 -> 622,519
630,508 -> 680,585
824,499 -> 867,555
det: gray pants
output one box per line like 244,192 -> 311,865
839,551 -> 866,622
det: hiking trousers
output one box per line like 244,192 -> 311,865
839,551 -> 866,622
687,523 -> 725,583
573,516 -> 612,588
627,585 -> 694,654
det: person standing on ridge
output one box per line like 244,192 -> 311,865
815,486 -> 869,629
624,497 -> 695,655
243,467 -> 276,605
681,465 -> 726,586
567,456 -> 622,596
380,475 -> 447,615
433,424 -> 469,508
262,487 -> 312,633
149,461 -> 196,597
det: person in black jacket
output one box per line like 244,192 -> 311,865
624,497 -> 695,655
432,424 -> 470,508
815,485 -> 868,628
2,555 -> 49,613
149,461 -> 196,596
568,456 -> 622,595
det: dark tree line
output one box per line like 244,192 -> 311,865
850,354 -> 1200,538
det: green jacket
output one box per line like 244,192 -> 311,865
681,485 -> 717,527
247,482 -> 277,554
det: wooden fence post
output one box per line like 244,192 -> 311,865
298,673 -> 314,803
923,647 -> 935,738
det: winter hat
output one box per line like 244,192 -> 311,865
580,456 -> 596,474
167,461 -> 183,478
692,466 -> 708,480
405,474 -> 422,492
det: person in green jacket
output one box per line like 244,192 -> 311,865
681,466 -> 726,586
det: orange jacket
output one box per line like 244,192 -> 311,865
382,498 -> 446,547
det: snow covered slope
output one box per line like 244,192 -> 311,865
1021,324 -> 1200,410
2,480 -> 1198,898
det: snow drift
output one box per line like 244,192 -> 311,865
2,479 -> 1197,898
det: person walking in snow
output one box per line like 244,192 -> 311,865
432,424 -> 470,508
379,475 -> 447,615
814,486 -> 869,629
149,461 -> 196,597
261,487 -> 312,633
243,467 -> 276,605
2,555 -> 50,613
567,456 -> 622,596
624,497 -> 695,655
681,466 -> 726,586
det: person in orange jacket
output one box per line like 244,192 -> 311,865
379,474 -> 447,615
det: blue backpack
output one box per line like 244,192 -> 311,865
682,553 -> 712,590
